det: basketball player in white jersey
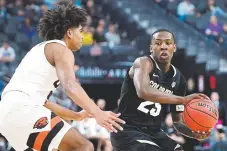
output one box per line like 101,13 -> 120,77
0,3 -> 125,151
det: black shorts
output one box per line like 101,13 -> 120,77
111,124 -> 183,151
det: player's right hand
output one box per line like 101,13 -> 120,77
94,110 -> 126,133
182,93 -> 210,105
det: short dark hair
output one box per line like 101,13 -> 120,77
37,2 -> 87,41
151,29 -> 175,42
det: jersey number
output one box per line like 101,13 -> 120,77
137,101 -> 162,117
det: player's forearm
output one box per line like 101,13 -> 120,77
65,81 -> 100,116
139,87 -> 184,104
44,101 -> 83,121
173,122 -> 195,139
172,113 -> 195,139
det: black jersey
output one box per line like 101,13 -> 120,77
117,55 -> 187,130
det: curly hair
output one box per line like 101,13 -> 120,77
37,2 -> 87,41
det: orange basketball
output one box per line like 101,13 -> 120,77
183,98 -> 219,132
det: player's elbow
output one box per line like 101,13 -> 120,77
136,88 -> 149,100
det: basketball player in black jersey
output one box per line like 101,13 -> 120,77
110,29 -> 211,151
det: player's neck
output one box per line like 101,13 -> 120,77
158,63 -> 171,73
61,39 -> 67,45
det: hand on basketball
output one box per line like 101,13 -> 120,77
94,110 -> 126,133
192,130 -> 211,141
183,93 -> 210,105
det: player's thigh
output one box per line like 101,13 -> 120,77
113,142 -> 162,151
58,127 -> 94,151
111,129 -> 162,151
0,104 -> 71,151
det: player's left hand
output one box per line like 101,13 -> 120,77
192,130 -> 211,141
78,110 -> 93,120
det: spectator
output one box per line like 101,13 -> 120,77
177,0 -> 195,21
105,24 -> 120,45
85,0 -> 96,17
198,0 -> 227,18
82,25 -> 93,45
209,124 -> 227,150
187,78 -> 196,93
97,19 -> 106,28
0,40 -> 15,64
84,0 -> 101,26
40,4 -> 48,16
0,40 -> 15,74
219,23 -> 227,41
19,17 -> 36,38
222,23 -> 227,36
0,0 -> 9,19
90,43 -> 103,56
205,16 -> 223,40
93,25 -> 106,43
86,15 -> 93,27
13,0 -> 25,17
210,91 -> 227,126
219,23 -> 227,51
97,98 -> 106,110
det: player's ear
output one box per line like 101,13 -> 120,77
67,29 -> 73,39
150,45 -> 154,55
173,44 -> 176,52
150,44 -> 153,52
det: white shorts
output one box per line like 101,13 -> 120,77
0,92 -> 72,151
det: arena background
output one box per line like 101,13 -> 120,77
0,0 -> 227,150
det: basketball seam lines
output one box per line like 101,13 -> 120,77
189,106 -> 217,120
185,107 -> 213,129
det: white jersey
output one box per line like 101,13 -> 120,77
1,40 -> 66,105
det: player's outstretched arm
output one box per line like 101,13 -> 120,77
172,113 -> 211,141
45,43 -> 125,133
44,101 -> 92,121
132,57 -> 184,104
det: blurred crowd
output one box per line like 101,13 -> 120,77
154,0 -> 227,53
0,0 -> 122,74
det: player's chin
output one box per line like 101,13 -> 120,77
158,58 -> 170,64
73,45 -> 82,52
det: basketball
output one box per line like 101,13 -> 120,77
183,99 -> 219,132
